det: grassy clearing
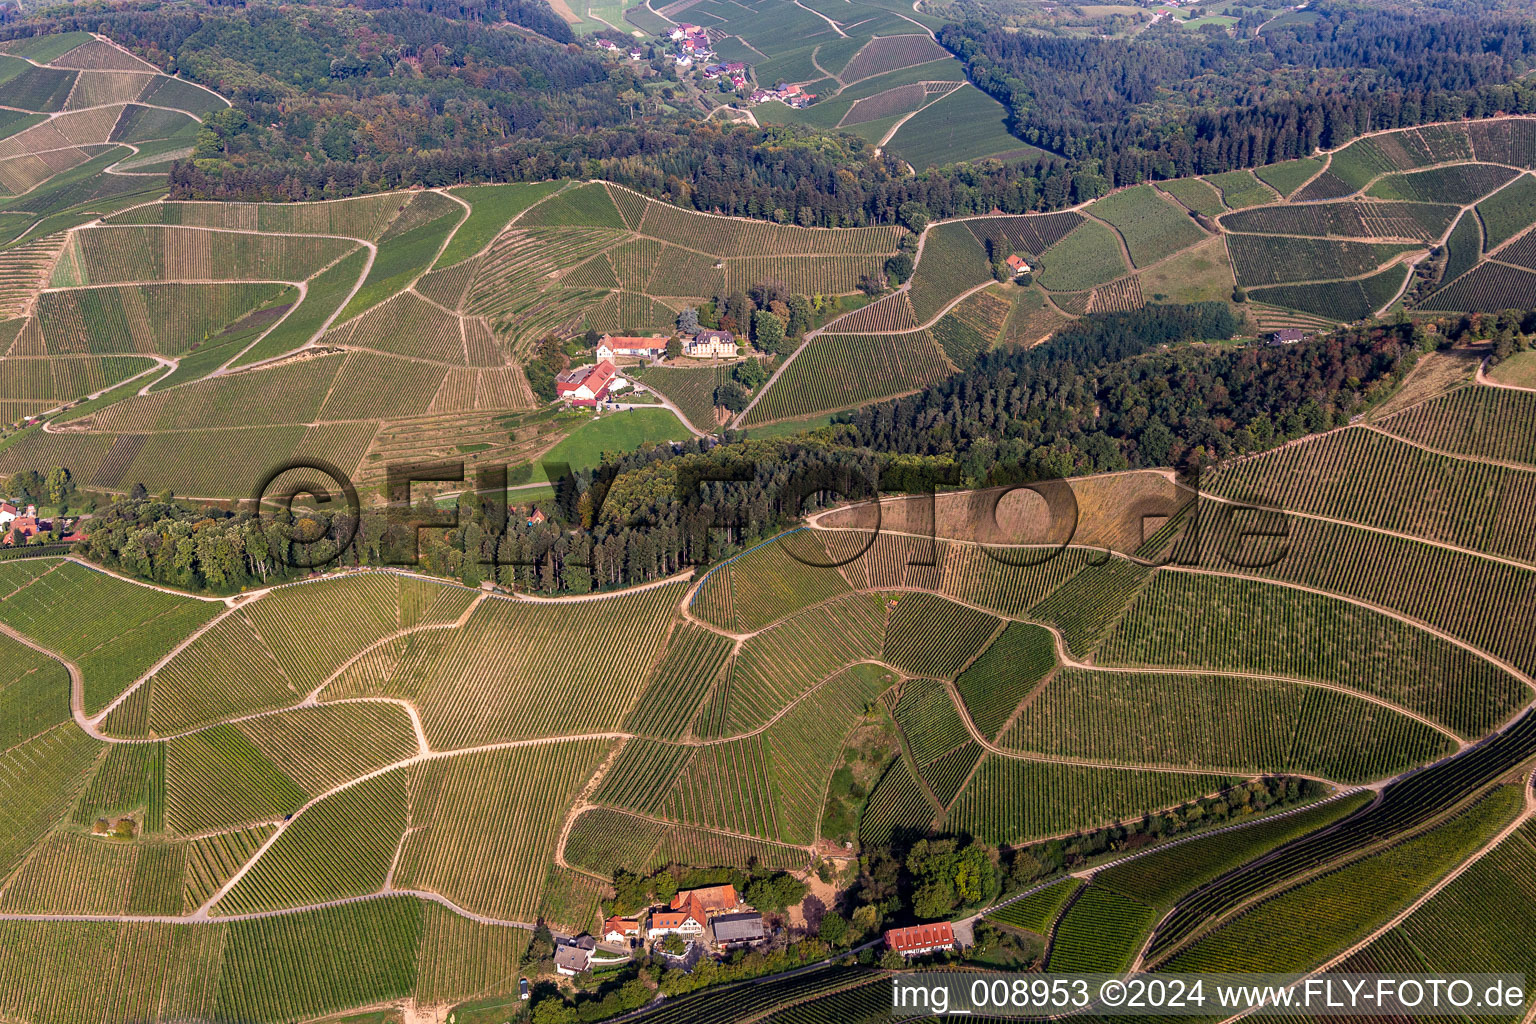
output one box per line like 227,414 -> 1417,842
1138,235 -> 1233,303
1488,349 -> 1536,387
530,406 -> 688,482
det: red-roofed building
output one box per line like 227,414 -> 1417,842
648,896 -> 707,939
555,360 -> 619,404
885,922 -> 958,957
596,335 -> 669,362
1005,254 -> 1032,276
671,884 -> 738,915
603,916 -> 641,944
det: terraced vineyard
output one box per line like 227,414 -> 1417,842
5,67 -> 1536,1020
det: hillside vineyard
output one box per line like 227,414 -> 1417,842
2,16 -> 1536,1024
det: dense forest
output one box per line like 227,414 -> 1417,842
11,0 -> 1536,217
1,0 -> 1099,221
66,305 -> 1438,596
940,2 -> 1536,184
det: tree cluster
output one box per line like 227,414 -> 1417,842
830,304 -> 1426,479
1004,777 -> 1323,889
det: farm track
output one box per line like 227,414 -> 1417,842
730,228 -> 990,427
1477,355 -> 1536,394
1179,447 -> 1536,574
792,0 -> 847,36
686,527 -> 1479,754
1363,419 -> 1536,472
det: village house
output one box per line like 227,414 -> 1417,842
0,501 -> 16,529
596,334 -> 669,362
595,38 -> 619,51
646,899 -> 706,940
684,327 -> 737,358
629,48 -> 644,60
709,911 -> 765,949
603,915 -> 642,945
1268,328 -> 1306,345
648,883 -> 743,941
553,936 -> 595,976
1005,253 -> 1032,277
669,23 -> 701,40
884,921 -> 959,958
554,360 -> 624,405
674,53 -> 693,68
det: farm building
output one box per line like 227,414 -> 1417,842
597,335 -> 669,362
1005,254 -> 1032,277
885,922 -> 958,957
0,505 -> 76,547
710,912 -> 765,949
672,884 -> 739,914
555,361 -> 623,404
684,328 -> 737,358
1268,328 -> 1306,344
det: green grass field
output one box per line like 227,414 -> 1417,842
530,406 -> 690,481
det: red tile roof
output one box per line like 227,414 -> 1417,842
885,921 -> 957,954
671,884 -> 737,913
650,904 -> 702,930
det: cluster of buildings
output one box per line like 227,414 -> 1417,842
550,888 -> 961,981
594,329 -> 738,364
667,22 -> 715,67
0,503 -> 82,547
594,26 -> 754,87
556,884 -> 767,977
702,62 -> 749,88
644,883 -> 765,949
554,329 -> 740,406
749,82 -> 816,109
